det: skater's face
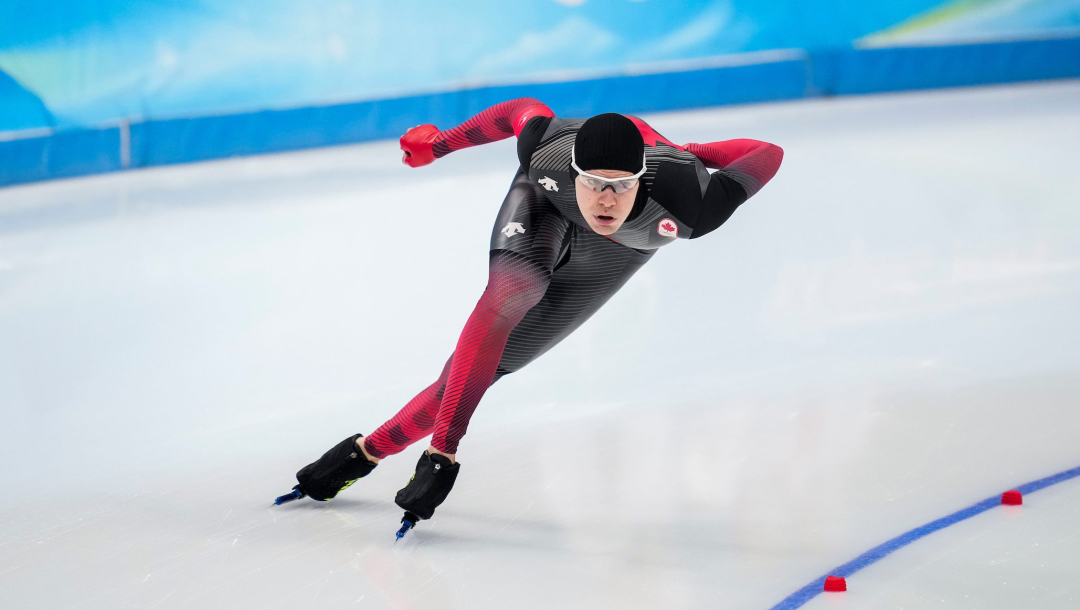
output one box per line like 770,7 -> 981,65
575,169 -> 639,235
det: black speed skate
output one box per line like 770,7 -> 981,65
394,451 -> 460,540
274,433 -> 378,505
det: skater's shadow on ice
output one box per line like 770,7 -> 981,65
401,510 -> 571,553
407,513 -> 735,566
403,526 -> 571,555
429,507 -> 564,534
273,496 -> 394,513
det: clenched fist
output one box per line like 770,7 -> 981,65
400,124 -> 440,167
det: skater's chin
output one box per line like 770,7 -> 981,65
588,217 -> 623,234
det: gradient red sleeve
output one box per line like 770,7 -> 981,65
684,140 -> 784,198
431,98 -> 554,159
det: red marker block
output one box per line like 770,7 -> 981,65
824,576 -> 847,592
1001,490 -> 1023,505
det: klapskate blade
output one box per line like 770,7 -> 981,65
395,511 -> 418,541
273,487 -> 305,505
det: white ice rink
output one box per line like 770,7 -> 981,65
2,80 -> 1079,609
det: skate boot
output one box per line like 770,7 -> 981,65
274,433 -> 377,504
394,451 -> 460,539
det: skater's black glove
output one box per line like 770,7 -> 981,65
395,451 -> 460,520
295,433 -> 378,501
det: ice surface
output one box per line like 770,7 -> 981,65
1,81 -> 1079,609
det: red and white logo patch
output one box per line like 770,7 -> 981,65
657,218 -> 678,238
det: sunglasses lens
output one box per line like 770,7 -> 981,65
578,176 -> 638,193
579,176 -> 604,191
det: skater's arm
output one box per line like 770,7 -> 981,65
685,139 -> 783,199
400,98 -> 554,167
683,139 -> 783,239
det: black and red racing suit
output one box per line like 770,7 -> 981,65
363,98 -> 784,458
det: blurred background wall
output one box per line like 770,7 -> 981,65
2,0 -> 1079,186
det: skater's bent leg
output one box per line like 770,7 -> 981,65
429,250 -> 552,455
383,171 -> 562,461
362,355 -> 454,460
495,228 -> 657,379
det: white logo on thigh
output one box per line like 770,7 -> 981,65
658,218 -> 678,238
539,177 -> 559,192
501,222 -> 526,238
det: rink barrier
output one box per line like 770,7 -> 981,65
770,463 -> 1080,610
2,35 -> 1079,188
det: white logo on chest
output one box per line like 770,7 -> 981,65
501,222 -> 526,238
538,177 -> 559,192
657,218 -> 679,238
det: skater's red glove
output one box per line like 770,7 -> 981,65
400,124 -> 440,167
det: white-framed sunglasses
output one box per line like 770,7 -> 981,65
570,147 -> 647,194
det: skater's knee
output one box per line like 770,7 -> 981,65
485,251 -> 551,316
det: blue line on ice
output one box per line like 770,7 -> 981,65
770,464 -> 1080,609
